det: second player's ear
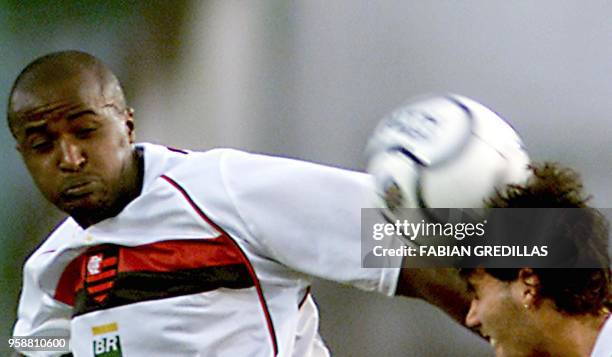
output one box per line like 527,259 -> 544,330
518,268 -> 539,307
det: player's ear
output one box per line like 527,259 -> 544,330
518,268 -> 539,308
124,107 -> 136,143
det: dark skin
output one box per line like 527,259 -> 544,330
9,56 -> 471,325
10,71 -> 142,228
397,266 -> 470,323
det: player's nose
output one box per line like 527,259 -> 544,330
58,138 -> 86,171
464,300 -> 480,328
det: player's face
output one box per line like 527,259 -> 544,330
12,78 -> 135,221
465,270 -> 542,357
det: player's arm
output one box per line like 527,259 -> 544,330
220,149 -> 471,319
220,150 -> 400,295
395,266 -> 471,323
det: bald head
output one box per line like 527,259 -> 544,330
7,50 -> 127,137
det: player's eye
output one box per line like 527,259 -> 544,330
75,126 -> 98,138
29,137 -> 53,151
466,283 -> 479,299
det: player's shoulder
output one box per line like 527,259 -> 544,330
157,144 -> 268,180
32,218 -> 81,254
211,147 -> 372,192
135,142 -> 236,191
139,142 -> 243,171
143,141 -> 363,176
24,217 -> 82,271
179,146 -> 250,168
143,142 -> 371,193
211,147 -> 368,180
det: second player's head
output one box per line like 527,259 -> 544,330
7,50 -> 140,227
461,163 -> 610,357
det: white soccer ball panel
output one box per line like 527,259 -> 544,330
366,96 -> 472,167
452,94 -> 526,156
421,138 -> 518,208
366,93 -> 531,212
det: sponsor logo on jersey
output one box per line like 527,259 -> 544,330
92,322 -> 122,357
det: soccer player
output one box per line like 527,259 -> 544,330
8,51 -> 468,356
460,164 -> 611,357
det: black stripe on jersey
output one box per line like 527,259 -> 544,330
73,263 -> 253,316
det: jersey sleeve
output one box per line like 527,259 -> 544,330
12,219 -> 80,357
13,254 -> 72,357
219,150 -> 400,296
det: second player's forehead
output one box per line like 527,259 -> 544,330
466,269 -> 490,290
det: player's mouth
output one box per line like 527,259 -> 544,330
60,178 -> 98,199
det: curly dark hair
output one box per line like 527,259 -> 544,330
462,162 -> 610,315
486,162 -> 592,208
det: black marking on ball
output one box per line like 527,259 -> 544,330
388,146 -> 426,167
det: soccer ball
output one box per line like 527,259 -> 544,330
366,94 -> 530,217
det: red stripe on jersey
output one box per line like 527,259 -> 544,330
54,255 -> 86,306
86,269 -> 116,283
53,239 -> 251,308
101,256 -> 117,268
87,281 -> 114,294
119,238 -> 243,272
161,175 -> 279,356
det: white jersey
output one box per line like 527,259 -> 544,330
591,315 -> 612,357
14,143 -> 400,357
